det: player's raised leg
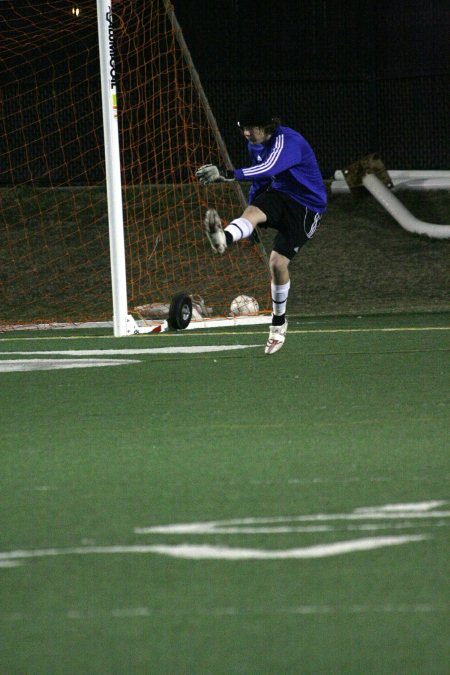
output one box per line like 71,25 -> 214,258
204,204 -> 265,254
204,208 -> 227,254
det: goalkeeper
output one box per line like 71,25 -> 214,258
196,99 -> 327,354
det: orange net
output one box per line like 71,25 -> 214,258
0,0 -> 270,328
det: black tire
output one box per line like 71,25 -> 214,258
168,293 -> 192,330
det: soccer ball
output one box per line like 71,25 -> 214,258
230,295 -> 259,316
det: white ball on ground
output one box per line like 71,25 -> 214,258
230,295 -> 259,316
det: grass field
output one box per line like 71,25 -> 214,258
1,312 -> 449,674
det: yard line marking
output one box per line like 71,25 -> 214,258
62,602 -> 443,617
4,603 -> 445,621
136,522 -> 448,535
0,535 -> 428,566
288,326 -> 450,334
0,358 -> 140,372
355,501 -> 445,512
110,607 -> 152,618
1,502 -> 444,567
282,603 -> 442,615
0,546 -> 173,566
151,326 -> 450,335
0,325 -> 448,343
136,536 -> 428,559
0,345 -> 259,357
135,501 -> 449,534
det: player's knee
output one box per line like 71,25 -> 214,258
242,205 -> 267,226
269,251 -> 290,277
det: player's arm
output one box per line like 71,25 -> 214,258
195,163 -> 269,210
235,133 -> 300,181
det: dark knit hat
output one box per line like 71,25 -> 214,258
237,100 -> 274,128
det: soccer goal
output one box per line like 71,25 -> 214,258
0,0 -> 271,335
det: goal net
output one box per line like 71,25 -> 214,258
0,0 -> 270,331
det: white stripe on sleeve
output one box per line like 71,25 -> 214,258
242,134 -> 285,178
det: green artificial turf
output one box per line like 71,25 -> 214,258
0,313 -> 449,673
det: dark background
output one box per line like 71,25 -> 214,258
171,0 -> 450,176
1,0 -> 449,183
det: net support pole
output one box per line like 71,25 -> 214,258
362,173 -> 450,239
163,0 -> 248,212
163,0 -> 269,266
96,1 -> 128,336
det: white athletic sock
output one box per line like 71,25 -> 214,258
225,217 -> 254,242
271,281 -> 290,316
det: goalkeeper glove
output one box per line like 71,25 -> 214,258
195,164 -> 235,185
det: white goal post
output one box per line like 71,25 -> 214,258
96,0 -> 128,336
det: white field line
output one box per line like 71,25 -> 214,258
135,502 -> 449,534
0,345 -> 259,356
0,359 -> 140,372
280,603 -> 443,615
1,502 -> 445,566
2,603 -> 444,621
209,326 -> 450,335
0,325 -> 449,342
0,535 -> 428,566
253,475 -> 450,486
103,536 -> 430,560
355,501 -> 445,512
246,326 -> 450,335
136,521 -> 448,535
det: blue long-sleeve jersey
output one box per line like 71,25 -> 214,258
234,125 -> 327,213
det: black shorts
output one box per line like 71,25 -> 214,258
252,190 -> 322,259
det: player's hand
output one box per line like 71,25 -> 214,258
195,164 -> 235,185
